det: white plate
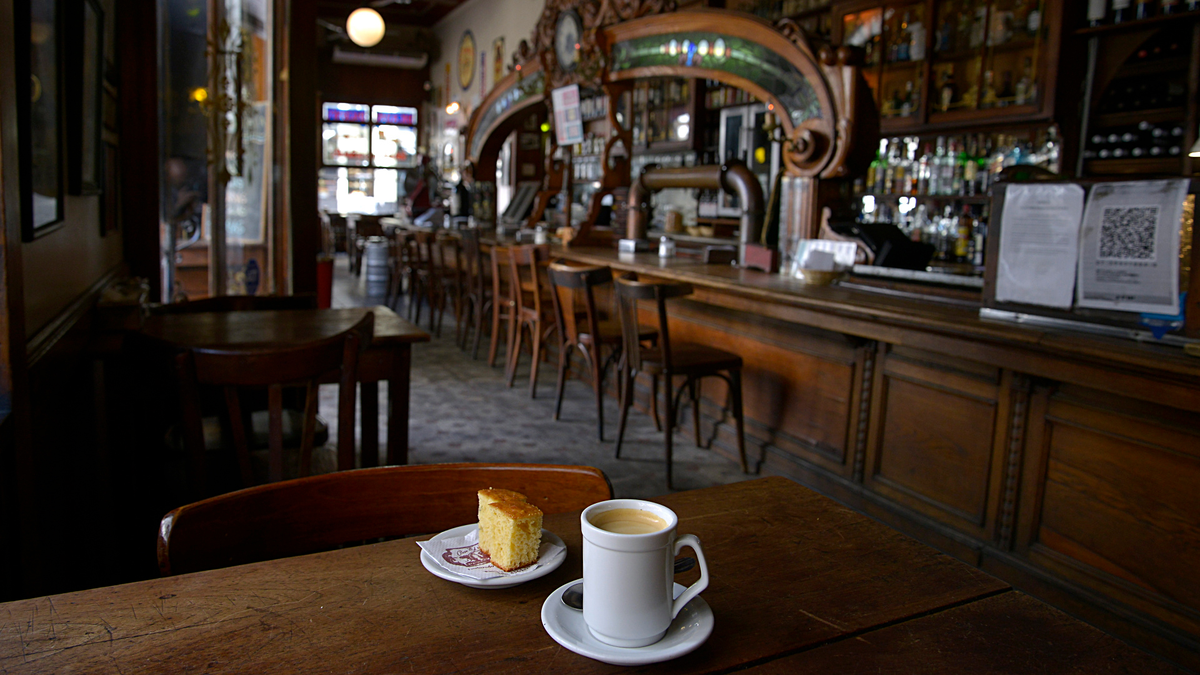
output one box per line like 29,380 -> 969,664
541,579 -> 714,666
419,524 -> 566,589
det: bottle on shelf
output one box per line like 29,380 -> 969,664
872,138 -> 888,194
1111,0 -> 1131,22
1135,0 -> 1155,19
1088,0 -> 1108,26
930,137 -> 946,196
884,137 -> 902,194
951,139 -> 966,195
1015,58 -> 1035,106
917,144 -> 932,195
1161,0 -> 1180,13
910,12 -> 926,61
963,136 -> 978,196
939,70 -> 958,112
897,12 -> 912,62
937,2 -> 957,53
955,205 -> 973,263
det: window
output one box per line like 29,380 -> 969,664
319,102 -> 418,214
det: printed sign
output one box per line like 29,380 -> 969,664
550,84 -> 584,146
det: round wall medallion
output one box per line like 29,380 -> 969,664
458,30 -> 476,90
555,10 -> 581,72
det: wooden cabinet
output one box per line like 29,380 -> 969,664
834,0 -> 1063,133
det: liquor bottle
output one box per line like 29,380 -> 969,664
972,215 -> 987,266
884,137 -> 902,194
1015,58 -> 1034,105
940,71 -> 958,112
951,139 -> 966,195
963,136 -> 979,196
1088,0 -> 1109,25
917,144 -> 932,194
901,80 -> 915,117
931,137 -> 947,195
872,138 -> 888,193
906,138 -> 920,194
998,71 -> 1015,106
940,137 -> 956,194
909,14 -> 926,61
976,135 -> 992,195
938,2 -> 956,52
1112,0 -> 1131,22
955,205 -> 973,263
1135,0 -> 1154,18
1027,0 -> 1041,36
1040,126 -> 1061,173
989,135 -> 1008,179
954,4 -> 970,52
980,70 -> 998,108
898,12 -> 912,61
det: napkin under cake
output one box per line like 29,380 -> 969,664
477,489 -> 543,571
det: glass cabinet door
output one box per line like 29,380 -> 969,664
979,0 -> 1044,111
930,0 -> 985,115
878,1 -> 926,122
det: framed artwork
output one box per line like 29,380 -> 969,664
493,37 -> 504,85
458,30 -> 475,90
519,133 -> 541,150
68,0 -> 104,195
22,0 -> 66,239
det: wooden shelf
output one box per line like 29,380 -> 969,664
1093,107 -> 1187,128
1073,11 -> 1200,37
1083,157 -> 1183,175
1115,56 -> 1192,78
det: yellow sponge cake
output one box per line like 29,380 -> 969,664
477,488 -> 527,520
478,499 -> 543,572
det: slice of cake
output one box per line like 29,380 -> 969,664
477,499 -> 543,572
477,488 -> 527,520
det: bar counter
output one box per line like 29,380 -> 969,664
552,244 -> 1200,669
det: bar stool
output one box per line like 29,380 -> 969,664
546,262 -> 656,441
504,244 -> 553,397
613,273 -> 747,489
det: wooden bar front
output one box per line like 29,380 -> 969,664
555,246 -> 1200,670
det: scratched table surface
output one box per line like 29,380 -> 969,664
0,477 -> 1182,673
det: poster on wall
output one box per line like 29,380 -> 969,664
458,30 -> 475,90
550,84 -> 584,147
493,37 -> 504,85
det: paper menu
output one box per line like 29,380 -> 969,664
550,85 -> 584,147
1076,179 -> 1187,315
995,183 -> 1085,309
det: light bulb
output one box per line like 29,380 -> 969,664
346,8 -> 385,48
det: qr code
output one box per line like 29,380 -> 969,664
1099,206 -> 1158,260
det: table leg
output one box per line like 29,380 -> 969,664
386,345 -> 412,466
361,381 -> 379,468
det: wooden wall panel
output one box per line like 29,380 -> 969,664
1018,388 -> 1200,638
865,346 -> 1008,539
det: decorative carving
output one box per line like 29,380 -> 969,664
509,39 -> 536,72
532,0 -> 677,88
775,18 -> 813,55
852,342 -> 877,483
999,374 -> 1031,549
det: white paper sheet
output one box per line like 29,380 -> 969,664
1076,179 -> 1186,315
416,527 -> 565,580
995,183 -> 1085,309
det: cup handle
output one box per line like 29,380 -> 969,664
671,534 -> 709,620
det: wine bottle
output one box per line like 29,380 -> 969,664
1135,0 -> 1155,18
1111,0 -> 1131,22
1088,0 -> 1108,25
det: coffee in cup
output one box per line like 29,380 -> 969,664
580,499 -> 709,648
588,508 -> 668,535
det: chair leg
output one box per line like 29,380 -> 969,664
507,321 -> 524,388
529,320 -> 543,399
690,378 -> 702,448
590,345 -> 605,442
731,368 -> 748,473
474,298 -> 488,361
651,374 -> 661,431
664,379 -> 676,490
488,300 -> 503,367
554,343 -> 569,421
615,368 -> 634,459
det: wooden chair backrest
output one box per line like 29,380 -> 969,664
613,273 -> 693,372
460,228 -> 485,296
157,462 -> 613,576
506,244 -> 550,315
547,262 -> 611,347
150,294 -> 318,315
172,313 -> 374,496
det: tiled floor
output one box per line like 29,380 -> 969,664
327,253 -> 754,498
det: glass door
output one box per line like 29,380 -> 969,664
159,0 -> 275,301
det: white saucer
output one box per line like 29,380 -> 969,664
541,579 -> 714,666
419,524 -> 566,589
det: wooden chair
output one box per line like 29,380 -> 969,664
505,244 -> 553,397
613,273 -> 747,489
149,294 -> 318,315
546,262 -> 656,441
488,245 -> 516,368
157,462 -> 613,576
435,233 -> 466,339
169,313 -> 374,499
458,228 -> 491,358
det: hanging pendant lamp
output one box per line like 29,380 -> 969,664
347,8 -> 385,48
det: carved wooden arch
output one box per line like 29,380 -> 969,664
464,59 -> 547,177
603,9 -> 864,179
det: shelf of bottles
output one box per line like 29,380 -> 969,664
727,0 -> 834,40
852,128 -> 1060,272
842,3 -> 924,122
1082,0 -> 1200,31
1081,23 -> 1193,175
629,78 -> 694,149
930,0 -> 1046,120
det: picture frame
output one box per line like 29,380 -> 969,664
68,0 -> 104,195
21,0 -> 66,240
519,133 -> 541,151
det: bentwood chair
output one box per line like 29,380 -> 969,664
157,462 -> 613,576
488,245 -> 516,368
546,262 -> 656,441
167,313 -> 374,499
505,244 -> 554,397
457,228 -> 491,358
435,233 -> 466,339
613,273 -> 747,489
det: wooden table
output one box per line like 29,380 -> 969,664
141,306 -> 430,466
0,477 -> 1180,673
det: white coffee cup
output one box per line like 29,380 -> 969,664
580,499 -> 709,648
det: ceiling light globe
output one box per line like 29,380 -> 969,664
347,8 -> 385,48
